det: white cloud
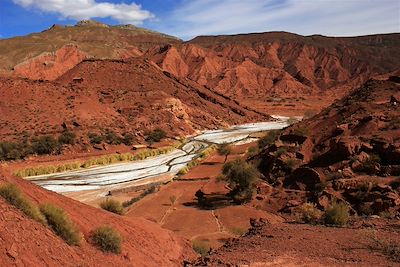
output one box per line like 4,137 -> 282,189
12,0 -> 154,24
155,0 -> 400,39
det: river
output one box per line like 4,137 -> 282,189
30,117 -> 291,195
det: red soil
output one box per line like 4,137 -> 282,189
0,168 -> 195,266
195,218 -> 400,266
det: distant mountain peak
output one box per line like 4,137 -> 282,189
75,20 -> 109,28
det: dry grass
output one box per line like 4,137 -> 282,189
0,183 -> 46,224
40,203 -> 81,246
91,226 -> 122,254
192,239 -> 210,257
100,199 -> 124,215
15,141 -> 184,178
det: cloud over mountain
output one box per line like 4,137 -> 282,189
12,0 -> 154,24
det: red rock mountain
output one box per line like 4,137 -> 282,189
147,32 -> 400,113
0,57 -> 267,142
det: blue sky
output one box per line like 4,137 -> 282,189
0,0 -> 399,40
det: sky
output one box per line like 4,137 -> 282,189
0,0 -> 399,40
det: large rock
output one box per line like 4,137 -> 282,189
284,167 -> 322,191
280,133 -> 307,145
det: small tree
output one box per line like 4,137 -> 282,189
218,143 -> 232,163
169,195 -> 177,206
220,159 -> 258,203
195,189 -> 207,207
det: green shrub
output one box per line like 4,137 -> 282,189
258,130 -> 279,149
275,147 -> 288,157
100,199 -> 124,215
192,239 -> 210,257
122,185 -> 157,207
283,158 -> 299,170
145,128 -> 166,143
218,143 -> 232,162
247,146 -> 258,157
88,133 -> 104,145
221,159 -> 258,203
292,127 -> 309,137
40,203 -> 81,245
0,184 -> 46,224
31,135 -> 61,155
0,141 -> 29,160
105,130 -> 122,145
296,202 -> 323,224
58,131 -> 76,145
359,154 -> 381,173
122,133 -> 135,146
91,226 -> 122,254
324,201 -> 350,226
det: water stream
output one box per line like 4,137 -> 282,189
31,117 -> 291,194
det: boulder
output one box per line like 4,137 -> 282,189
280,134 -> 307,145
284,167 -> 322,191
385,146 -> 400,165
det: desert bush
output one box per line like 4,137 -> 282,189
58,131 -> 76,145
0,141 -> 29,161
296,202 -> 323,224
283,158 -> 299,171
177,166 -> 189,175
230,227 -> 247,236
199,145 -> 217,159
359,154 -> 381,173
100,199 -> 124,215
247,146 -> 258,157
122,185 -> 157,207
169,195 -> 177,205
292,127 -> 309,136
192,239 -> 210,257
145,128 -> 166,143
221,159 -> 258,203
218,143 -> 232,162
91,226 -> 122,254
31,135 -> 60,155
88,132 -> 104,144
0,184 -> 46,224
40,203 -> 81,245
324,201 -> 350,226
105,130 -> 122,145
195,189 -> 207,207
258,130 -> 279,149
122,133 -> 135,146
275,147 -> 288,157
370,236 -> 400,262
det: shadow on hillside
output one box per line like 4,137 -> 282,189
182,193 -> 232,210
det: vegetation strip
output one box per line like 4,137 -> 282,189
14,141 -> 183,178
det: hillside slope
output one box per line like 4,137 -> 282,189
0,169 -> 195,266
0,57 -> 267,144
